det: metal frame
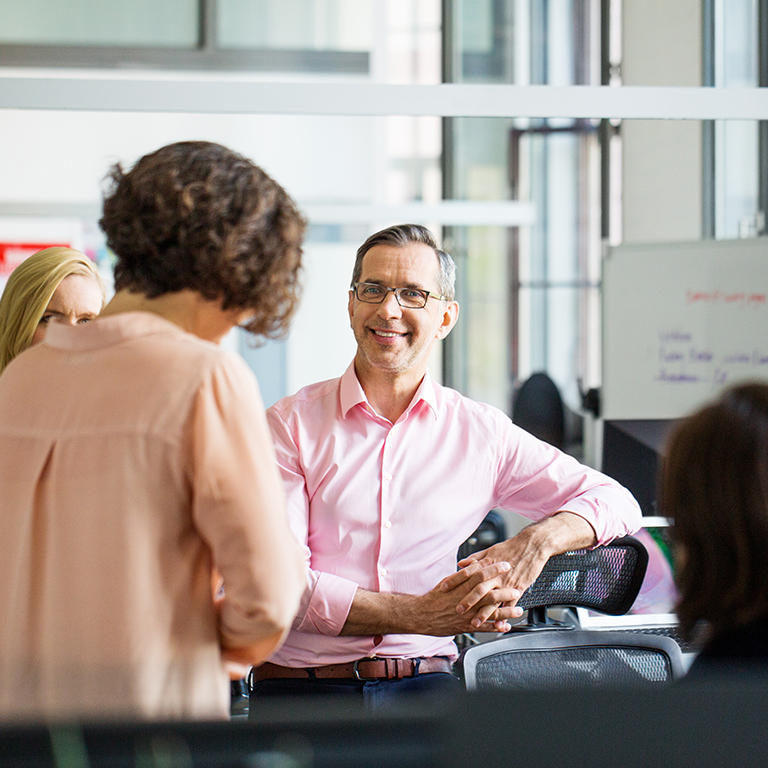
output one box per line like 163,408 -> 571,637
1,78 -> 767,118
702,0 -> 716,239
760,0 -> 768,234
0,46 -> 368,73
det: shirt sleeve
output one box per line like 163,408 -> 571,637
189,354 -> 306,650
266,406 -> 358,636
493,415 -> 642,545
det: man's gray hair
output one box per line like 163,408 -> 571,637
351,224 -> 456,301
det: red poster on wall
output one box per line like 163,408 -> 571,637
0,243 -> 70,275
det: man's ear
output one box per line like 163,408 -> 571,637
348,290 -> 355,326
436,301 -> 459,340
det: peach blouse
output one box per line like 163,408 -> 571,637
0,312 -> 303,720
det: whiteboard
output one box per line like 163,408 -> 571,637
602,238 -> 768,420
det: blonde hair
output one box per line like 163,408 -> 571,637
0,247 -> 106,373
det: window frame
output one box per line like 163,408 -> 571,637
0,0 -> 369,74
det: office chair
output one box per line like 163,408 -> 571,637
457,510 -> 507,563
513,372 -> 584,457
513,372 -> 565,449
455,511 -> 509,652
457,536 -> 685,689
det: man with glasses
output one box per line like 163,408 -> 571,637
251,224 -> 641,705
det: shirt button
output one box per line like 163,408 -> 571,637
384,520 -> 392,529
384,472 -> 393,482
381,568 -> 388,576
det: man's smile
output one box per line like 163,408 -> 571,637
369,328 -> 408,339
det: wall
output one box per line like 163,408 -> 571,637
621,0 -> 703,243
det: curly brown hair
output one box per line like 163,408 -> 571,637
99,141 -> 305,338
662,383 -> 768,640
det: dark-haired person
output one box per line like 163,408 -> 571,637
0,141 -> 306,720
252,223 -> 641,705
662,382 -> 768,676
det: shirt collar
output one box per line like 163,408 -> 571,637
411,372 -> 439,419
339,361 -> 368,417
339,360 -> 439,421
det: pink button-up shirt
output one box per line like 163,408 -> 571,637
266,362 -> 641,666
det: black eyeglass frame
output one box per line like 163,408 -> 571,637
351,282 -> 449,309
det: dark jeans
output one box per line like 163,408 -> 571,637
249,671 -> 461,712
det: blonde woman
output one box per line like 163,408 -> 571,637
0,247 -> 106,374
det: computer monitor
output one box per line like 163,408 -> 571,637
602,419 -> 679,516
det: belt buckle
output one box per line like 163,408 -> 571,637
353,658 -> 379,681
353,657 -> 420,681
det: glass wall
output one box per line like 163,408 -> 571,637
444,0 -> 766,430
0,0 -> 446,403
0,0 -> 371,71
1,0 -> 765,417
218,0 -> 373,51
444,0 -> 600,423
713,0 -> 761,238
0,0 -> 198,47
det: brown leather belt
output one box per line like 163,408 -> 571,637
252,657 -> 454,682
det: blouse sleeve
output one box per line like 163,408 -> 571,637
189,353 -> 305,650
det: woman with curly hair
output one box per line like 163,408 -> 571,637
0,246 -> 106,374
0,141 -> 307,721
662,382 -> 768,676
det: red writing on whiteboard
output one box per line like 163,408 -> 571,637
686,290 -> 720,303
686,290 -> 766,307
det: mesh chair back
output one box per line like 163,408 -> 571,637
458,537 -> 685,690
463,631 -> 684,690
517,535 -> 648,616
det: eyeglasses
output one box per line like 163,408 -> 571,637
351,282 -> 448,309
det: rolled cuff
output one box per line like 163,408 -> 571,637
294,571 -> 359,636
559,484 -> 642,546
